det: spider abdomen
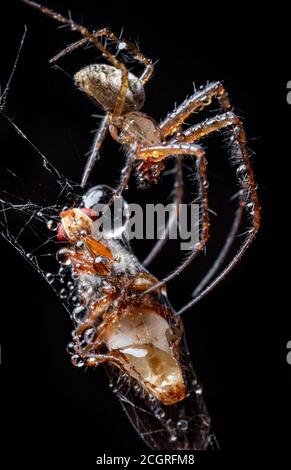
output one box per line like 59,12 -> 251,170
74,64 -> 145,113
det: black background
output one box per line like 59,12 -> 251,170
0,0 -> 289,465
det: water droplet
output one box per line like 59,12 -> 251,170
76,240 -> 83,248
161,287 -> 167,296
67,281 -> 74,291
194,384 -> 203,395
247,202 -> 255,215
47,219 -> 58,231
177,419 -> 188,431
201,413 -> 211,427
83,328 -> 95,344
73,305 -> 86,323
169,435 -> 177,443
203,180 -> 209,188
118,41 -> 127,50
59,288 -> 67,299
46,273 -> 55,284
86,356 -> 97,366
56,248 -> 71,265
71,354 -> 84,368
155,408 -> 166,419
83,185 -> 130,239
236,164 -> 246,179
26,253 -> 33,260
79,283 -> 93,295
66,342 -> 75,355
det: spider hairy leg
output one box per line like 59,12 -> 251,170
160,81 -> 232,138
174,111 -> 260,230
50,27 -> 154,84
175,113 -> 260,314
22,0 -> 129,120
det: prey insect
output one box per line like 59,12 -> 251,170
0,0 -> 260,451
57,186 -> 214,449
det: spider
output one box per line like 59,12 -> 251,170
22,1 -> 260,316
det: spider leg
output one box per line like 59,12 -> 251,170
91,27 -> 154,84
114,150 -> 136,198
23,1 -> 128,120
137,143 -> 205,161
160,81 -> 232,138
81,114 -> 110,188
93,149 -> 136,221
170,112 -> 260,314
169,114 -> 254,292
192,204 -> 244,296
49,37 -> 88,63
142,156 -> 184,267
135,143 -> 209,295
50,28 -> 154,84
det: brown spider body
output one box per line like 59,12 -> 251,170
75,64 -> 165,185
